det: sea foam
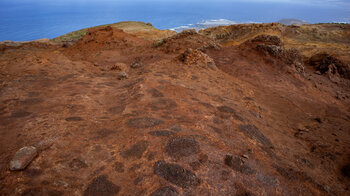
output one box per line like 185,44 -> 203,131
170,19 -> 259,32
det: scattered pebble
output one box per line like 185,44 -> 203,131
130,62 -> 143,69
118,72 -> 128,80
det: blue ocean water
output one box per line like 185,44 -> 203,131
0,0 -> 349,41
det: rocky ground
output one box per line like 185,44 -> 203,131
0,23 -> 349,195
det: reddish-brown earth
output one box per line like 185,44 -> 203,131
0,24 -> 349,195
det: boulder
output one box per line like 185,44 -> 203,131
10,146 -> 38,171
309,53 -> 350,79
250,35 -> 282,46
180,48 -> 217,70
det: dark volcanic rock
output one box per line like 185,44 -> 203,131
69,158 -> 88,171
133,177 -> 143,185
151,186 -> 179,196
65,116 -> 83,121
199,102 -> 215,109
120,140 -> 149,159
114,162 -> 124,173
224,155 -> 256,175
84,175 -> 120,196
250,35 -> 282,46
274,165 -> 309,181
248,34 -> 304,69
23,168 -> 42,177
190,161 -> 201,171
154,160 -> 201,188
93,129 -> 116,139
21,187 -> 62,196
148,88 -> 164,97
108,106 -> 125,114
149,98 -> 177,111
10,146 -> 38,171
149,130 -> 176,137
20,98 -> 44,105
165,136 -> 200,159
10,110 -> 31,118
238,124 -> 273,148
341,164 -> 350,178
217,106 -> 236,113
169,124 -> 182,132
27,91 -> 40,97
256,44 -> 284,58
127,117 -> 164,128
309,53 -> 350,79
130,61 -> 144,69
217,106 -> 245,121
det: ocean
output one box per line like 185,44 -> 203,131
0,0 -> 349,41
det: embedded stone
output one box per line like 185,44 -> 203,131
154,160 -> 201,188
10,146 -> 38,171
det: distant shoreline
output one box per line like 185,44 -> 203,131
1,20 -> 349,43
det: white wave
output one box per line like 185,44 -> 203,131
331,21 -> 349,24
170,19 -> 256,32
197,19 -> 238,26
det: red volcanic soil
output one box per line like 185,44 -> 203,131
0,26 -> 349,195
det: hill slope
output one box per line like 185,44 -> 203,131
0,23 -> 349,195
52,21 -> 176,42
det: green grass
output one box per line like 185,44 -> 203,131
153,39 -> 164,47
52,21 -> 157,42
52,28 -> 89,42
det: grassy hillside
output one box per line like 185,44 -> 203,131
52,21 -> 176,42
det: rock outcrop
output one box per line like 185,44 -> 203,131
309,53 -> 350,79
